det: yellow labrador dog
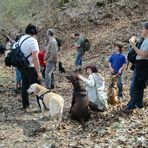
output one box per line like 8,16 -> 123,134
27,83 -> 64,125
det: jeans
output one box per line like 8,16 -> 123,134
15,68 -> 21,82
117,74 -> 123,98
75,52 -> 84,68
127,70 -> 147,109
41,66 -> 46,79
20,68 -> 40,109
45,62 -> 55,89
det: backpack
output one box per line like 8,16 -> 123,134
5,37 -> 31,69
56,38 -> 63,48
127,38 -> 144,63
56,38 -> 63,52
0,44 -> 6,54
82,38 -> 91,52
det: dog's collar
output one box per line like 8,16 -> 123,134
38,90 -> 51,101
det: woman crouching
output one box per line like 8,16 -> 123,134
78,66 -> 108,111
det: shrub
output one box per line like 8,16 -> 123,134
59,0 -> 69,8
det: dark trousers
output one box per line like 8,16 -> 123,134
20,68 -> 40,109
127,61 -> 148,109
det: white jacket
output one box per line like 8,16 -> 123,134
79,73 -> 108,110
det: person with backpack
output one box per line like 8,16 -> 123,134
12,35 -> 22,94
108,42 -> 127,99
127,36 -> 144,71
44,29 -> 58,90
73,33 -> 86,72
78,66 -> 108,111
124,22 -> 148,112
18,24 -> 42,110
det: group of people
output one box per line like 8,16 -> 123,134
0,21 -> 148,113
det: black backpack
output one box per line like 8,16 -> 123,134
5,37 -> 31,69
127,38 -> 144,64
82,38 -> 91,52
0,44 -> 6,54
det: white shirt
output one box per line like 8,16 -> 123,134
19,34 -> 39,67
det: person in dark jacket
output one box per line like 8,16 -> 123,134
124,22 -> 148,112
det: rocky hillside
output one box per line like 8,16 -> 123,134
1,0 -> 148,48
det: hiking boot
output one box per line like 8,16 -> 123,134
78,68 -> 82,73
121,107 -> 133,113
15,87 -> 21,94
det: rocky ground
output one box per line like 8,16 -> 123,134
0,0 -> 148,147
0,52 -> 147,148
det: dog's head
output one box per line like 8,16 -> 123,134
66,75 -> 79,85
66,75 -> 84,91
27,83 -> 42,95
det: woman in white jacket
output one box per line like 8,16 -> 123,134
78,66 -> 108,111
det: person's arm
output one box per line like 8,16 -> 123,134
108,55 -> 115,74
32,51 -> 42,80
74,38 -> 82,48
129,38 -> 148,58
118,55 -> 127,74
108,62 -> 114,74
44,42 -> 52,61
74,44 -> 81,48
132,45 -> 148,58
118,64 -> 126,74
78,75 -> 95,87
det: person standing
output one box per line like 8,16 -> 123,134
38,48 -> 46,78
108,42 -> 126,99
44,29 -> 58,90
73,33 -> 85,72
19,24 -> 42,110
124,22 -> 148,111
13,35 -> 22,93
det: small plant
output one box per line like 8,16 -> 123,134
96,1 -> 105,7
59,0 -> 69,8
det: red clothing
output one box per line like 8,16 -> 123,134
38,50 -> 46,68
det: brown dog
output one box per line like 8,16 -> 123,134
66,75 -> 91,128
107,75 -> 119,105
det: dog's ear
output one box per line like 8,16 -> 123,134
34,85 -> 40,94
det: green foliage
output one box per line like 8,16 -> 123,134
59,0 -> 69,8
96,1 -> 105,7
0,0 -> 32,30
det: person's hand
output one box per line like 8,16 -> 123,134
110,67 -> 115,74
129,36 -> 136,47
118,69 -> 122,75
78,75 -> 83,80
37,72 -> 42,80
